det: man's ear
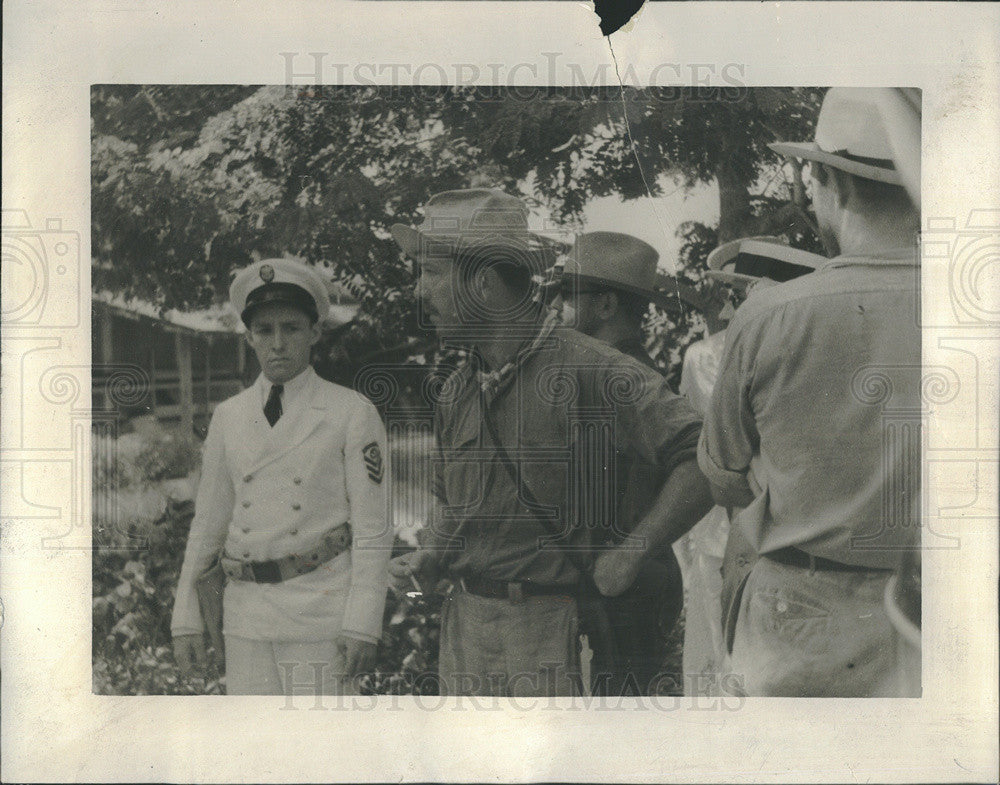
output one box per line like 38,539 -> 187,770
308,320 -> 323,346
597,290 -> 619,321
830,167 -> 854,209
475,265 -> 496,298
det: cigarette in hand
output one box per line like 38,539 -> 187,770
405,573 -> 423,599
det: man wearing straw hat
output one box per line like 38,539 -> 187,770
697,88 -> 922,696
172,258 -> 392,695
388,190 -> 712,696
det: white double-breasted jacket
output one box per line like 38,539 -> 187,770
171,368 -> 391,642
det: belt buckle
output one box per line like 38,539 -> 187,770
250,560 -> 282,584
508,581 -> 525,604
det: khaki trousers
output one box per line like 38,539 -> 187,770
729,557 -> 910,697
224,635 -> 351,696
438,589 -> 582,697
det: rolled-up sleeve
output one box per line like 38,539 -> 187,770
697,322 -> 758,499
594,356 -> 703,478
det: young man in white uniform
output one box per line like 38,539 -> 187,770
172,258 -> 392,695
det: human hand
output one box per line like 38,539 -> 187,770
388,549 -> 439,595
173,633 -> 207,675
337,634 -> 377,679
593,541 -> 645,597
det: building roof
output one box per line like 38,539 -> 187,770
93,290 -> 359,335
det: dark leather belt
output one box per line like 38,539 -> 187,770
765,546 -> 891,574
458,575 -> 576,602
221,523 -> 351,584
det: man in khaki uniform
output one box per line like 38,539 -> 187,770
172,258 -> 392,695
388,190 -> 712,696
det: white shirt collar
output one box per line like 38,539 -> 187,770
257,365 -> 314,409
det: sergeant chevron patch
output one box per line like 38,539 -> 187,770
362,441 -> 383,484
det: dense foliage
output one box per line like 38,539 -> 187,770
92,86 -> 821,693
92,419 -> 449,695
92,85 -> 824,382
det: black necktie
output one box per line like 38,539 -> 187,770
264,384 -> 283,427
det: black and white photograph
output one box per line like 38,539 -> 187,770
88,83 -> 922,701
3,2 -> 998,783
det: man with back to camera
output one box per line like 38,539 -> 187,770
697,88 -> 922,697
172,258 -> 392,695
386,189 -> 713,696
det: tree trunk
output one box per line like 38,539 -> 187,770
715,159 -> 753,243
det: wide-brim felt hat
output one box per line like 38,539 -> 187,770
391,189 -> 553,269
230,258 -> 331,326
706,236 -> 825,286
559,231 -> 681,311
769,87 -> 915,186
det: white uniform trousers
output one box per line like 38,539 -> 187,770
224,635 -> 352,696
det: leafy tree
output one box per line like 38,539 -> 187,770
92,85 -> 824,378
92,86 -> 828,693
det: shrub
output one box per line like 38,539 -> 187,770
93,420 -> 682,696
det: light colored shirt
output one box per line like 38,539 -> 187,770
679,330 -> 727,418
256,365 -> 312,418
679,331 -> 731,559
697,250 -> 920,569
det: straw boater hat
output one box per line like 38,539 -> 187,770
770,87 -> 914,186
390,189 -> 552,266
230,258 -> 331,327
559,231 -> 680,312
706,236 -> 825,286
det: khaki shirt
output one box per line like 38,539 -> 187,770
427,326 -> 702,586
697,250 -> 921,569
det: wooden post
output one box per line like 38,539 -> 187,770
149,334 -> 157,418
204,335 -> 212,416
98,305 -> 114,410
175,332 -> 194,435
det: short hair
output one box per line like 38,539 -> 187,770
812,162 -> 915,215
